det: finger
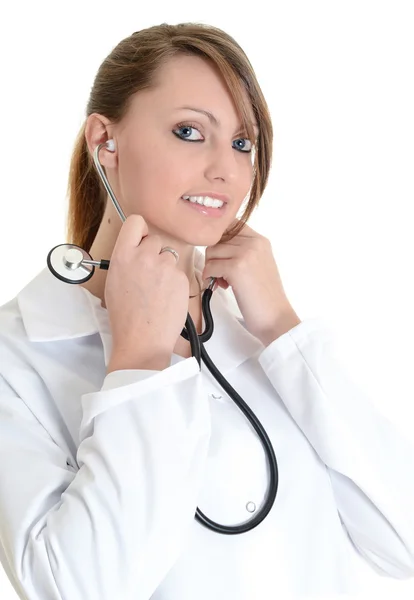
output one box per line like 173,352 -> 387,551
215,277 -> 228,290
203,258 -> 233,285
113,214 -> 148,257
205,242 -> 240,260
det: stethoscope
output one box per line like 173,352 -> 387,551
46,140 -> 279,535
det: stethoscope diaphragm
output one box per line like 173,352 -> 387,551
47,243 -> 96,284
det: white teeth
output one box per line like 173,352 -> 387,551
182,195 -> 224,208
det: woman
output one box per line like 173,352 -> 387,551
0,22 -> 413,600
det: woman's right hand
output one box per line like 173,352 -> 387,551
104,214 -> 191,369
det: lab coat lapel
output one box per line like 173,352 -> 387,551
17,266 -> 100,341
17,258 -> 264,376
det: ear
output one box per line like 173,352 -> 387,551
84,113 -> 117,168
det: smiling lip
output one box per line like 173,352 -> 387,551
183,192 -> 230,203
181,197 -> 227,218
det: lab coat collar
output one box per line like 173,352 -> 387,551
16,248 -> 264,374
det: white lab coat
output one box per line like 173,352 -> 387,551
0,248 -> 414,600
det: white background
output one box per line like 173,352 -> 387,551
0,0 -> 413,598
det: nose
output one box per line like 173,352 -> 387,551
204,142 -> 239,184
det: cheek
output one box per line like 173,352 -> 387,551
119,138 -> 194,208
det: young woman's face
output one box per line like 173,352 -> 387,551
109,53 -> 259,247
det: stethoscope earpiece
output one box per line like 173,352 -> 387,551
105,139 -> 115,152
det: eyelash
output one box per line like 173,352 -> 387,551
173,122 -> 253,153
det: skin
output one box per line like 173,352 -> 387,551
81,53 -> 259,342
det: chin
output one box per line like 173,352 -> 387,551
182,230 -> 225,246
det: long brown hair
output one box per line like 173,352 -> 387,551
66,22 -> 273,253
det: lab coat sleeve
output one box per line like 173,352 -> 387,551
257,317 -> 414,579
0,357 -> 211,600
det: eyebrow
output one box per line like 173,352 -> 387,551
175,106 -> 259,134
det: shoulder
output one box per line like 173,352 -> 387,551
0,294 -> 29,364
0,293 -> 45,424
0,288 -> 43,401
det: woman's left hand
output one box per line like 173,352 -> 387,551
202,219 -> 302,346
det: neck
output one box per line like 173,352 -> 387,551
79,200 -> 203,306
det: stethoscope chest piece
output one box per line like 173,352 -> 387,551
47,243 -> 95,284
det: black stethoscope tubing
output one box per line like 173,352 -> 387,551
183,284 -> 279,534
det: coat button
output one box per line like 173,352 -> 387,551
211,393 -> 222,399
246,501 -> 256,513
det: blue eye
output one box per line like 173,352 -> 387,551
173,123 -> 253,153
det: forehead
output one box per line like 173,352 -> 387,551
134,54 -> 257,129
